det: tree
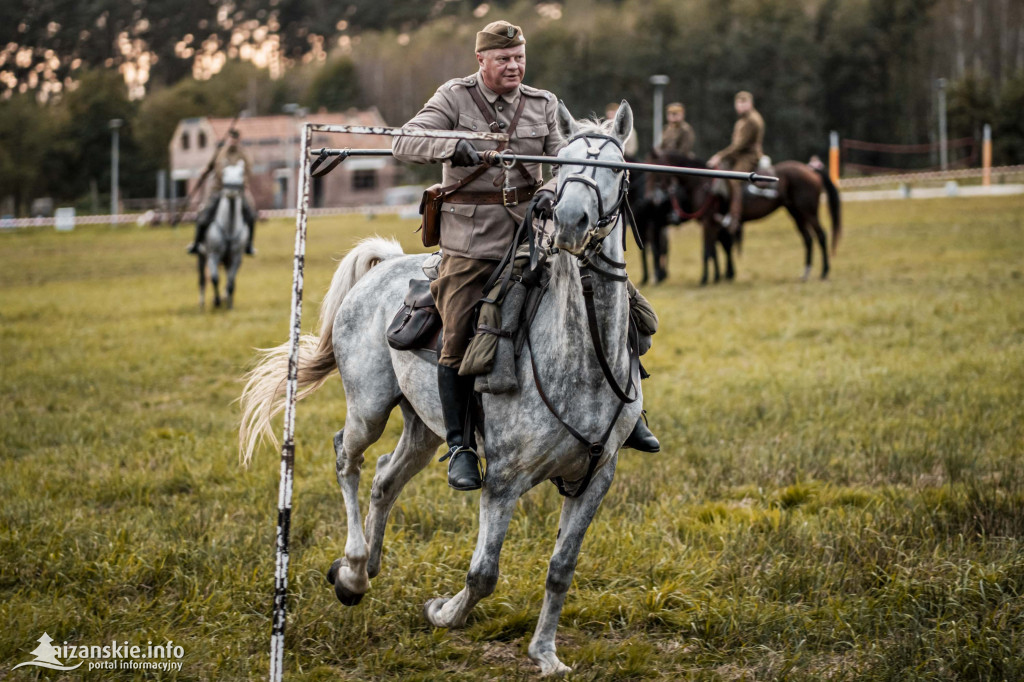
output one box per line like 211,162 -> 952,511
0,94 -> 63,215
306,57 -> 362,112
995,72 -> 1024,165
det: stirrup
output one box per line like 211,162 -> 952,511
440,446 -> 483,491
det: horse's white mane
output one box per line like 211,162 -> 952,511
571,118 -> 616,138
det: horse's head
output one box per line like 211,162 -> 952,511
550,100 -> 632,255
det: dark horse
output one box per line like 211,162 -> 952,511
647,151 -> 842,285
626,164 -> 675,285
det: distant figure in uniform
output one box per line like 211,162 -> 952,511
659,102 -> 695,157
186,129 -> 257,256
393,20 -> 660,492
708,91 -> 764,231
606,102 -> 638,159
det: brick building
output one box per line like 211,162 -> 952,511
169,108 -> 398,211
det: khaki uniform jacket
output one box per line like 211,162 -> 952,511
393,72 -> 563,260
715,109 -> 764,172
660,122 -> 695,156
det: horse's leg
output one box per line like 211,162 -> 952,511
208,254 -> 221,307
786,206 -> 813,281
700,221 -> 711,286
423,483 -> 521,628
711,238 -> 721,283
808,212 -> 830,279
528,461 -> 616,676
721,228 -> 736,280
226,254 -> 240,309
327,403 -> 392,605
197,255 -> 206,310
655,224 -> 669,283
363,400 -> 443,580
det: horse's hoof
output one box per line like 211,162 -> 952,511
326,558 -> 341,586
327,559 -> 365,606
532,651 -> 571,677
335,583 -> 364,606
423,597 -> 450,627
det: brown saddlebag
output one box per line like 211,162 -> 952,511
418,184 -> 444,248
386,279 -> 441,351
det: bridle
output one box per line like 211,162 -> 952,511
525,129 -> 642,498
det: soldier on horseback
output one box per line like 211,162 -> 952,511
393,20 -> 659,492
659,102 -> 695,157
708,91 -> 765,231
186,129 -> 258,256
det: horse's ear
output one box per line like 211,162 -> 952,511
612,100 -> 633,146
556,100 -> 577,141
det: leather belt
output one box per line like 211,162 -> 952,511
443,185 -> 539,206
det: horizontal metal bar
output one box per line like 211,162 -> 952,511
308,148 -> 779,183
306,124 -> 509,142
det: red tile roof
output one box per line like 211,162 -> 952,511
207,108 -> 392,149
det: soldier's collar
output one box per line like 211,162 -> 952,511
476,72 -> 520,105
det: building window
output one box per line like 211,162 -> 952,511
352,169 -> 377,191
181,132 -> 190,150
198,131 -> 207,149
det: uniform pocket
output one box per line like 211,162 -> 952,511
439,202 -> 476,255
513,123 -> 549,155
458,112 -> 489,133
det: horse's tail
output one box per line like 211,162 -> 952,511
238,236 -> 404,466
814,166 -> 842,255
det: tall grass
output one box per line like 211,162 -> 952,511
1,195 -> 1022,680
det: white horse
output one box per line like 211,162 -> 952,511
240,101 -> 640,675
198,161 -> 249,310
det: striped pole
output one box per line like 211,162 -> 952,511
982,124 -> 992,187
829,131 -> 840,187
267,121 -> 515,682
269,122 -> 313,682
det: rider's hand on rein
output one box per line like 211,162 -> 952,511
532,190 -> 556,221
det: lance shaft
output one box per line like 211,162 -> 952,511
308,147 -> 778,183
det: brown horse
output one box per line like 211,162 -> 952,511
648,152 -> 842,284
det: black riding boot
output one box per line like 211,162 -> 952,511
244,208 -> 256,255
437,364 -> 482,490
186,221 -> 210,255
623,413 -> 660,452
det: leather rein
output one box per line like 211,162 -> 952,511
524,131 -> 642,498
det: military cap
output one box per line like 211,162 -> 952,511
476,20 -> 526,52
735,91 -> 754,103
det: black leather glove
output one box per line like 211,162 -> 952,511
450,140 -> 482,167
533,190 -> 555,221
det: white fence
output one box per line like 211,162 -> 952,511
0,204 -> 420,230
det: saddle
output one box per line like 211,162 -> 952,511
385,245 -> 547,395
747,156 -> 779,197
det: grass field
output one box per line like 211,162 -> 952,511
2,195 -> 1023,680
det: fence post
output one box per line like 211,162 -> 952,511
829,131 -> 840,187
982,123 -> 992,187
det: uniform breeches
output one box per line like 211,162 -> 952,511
430,254 -> 498,369
725,155 -> 758,223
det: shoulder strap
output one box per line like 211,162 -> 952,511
466,86 -> 535,185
